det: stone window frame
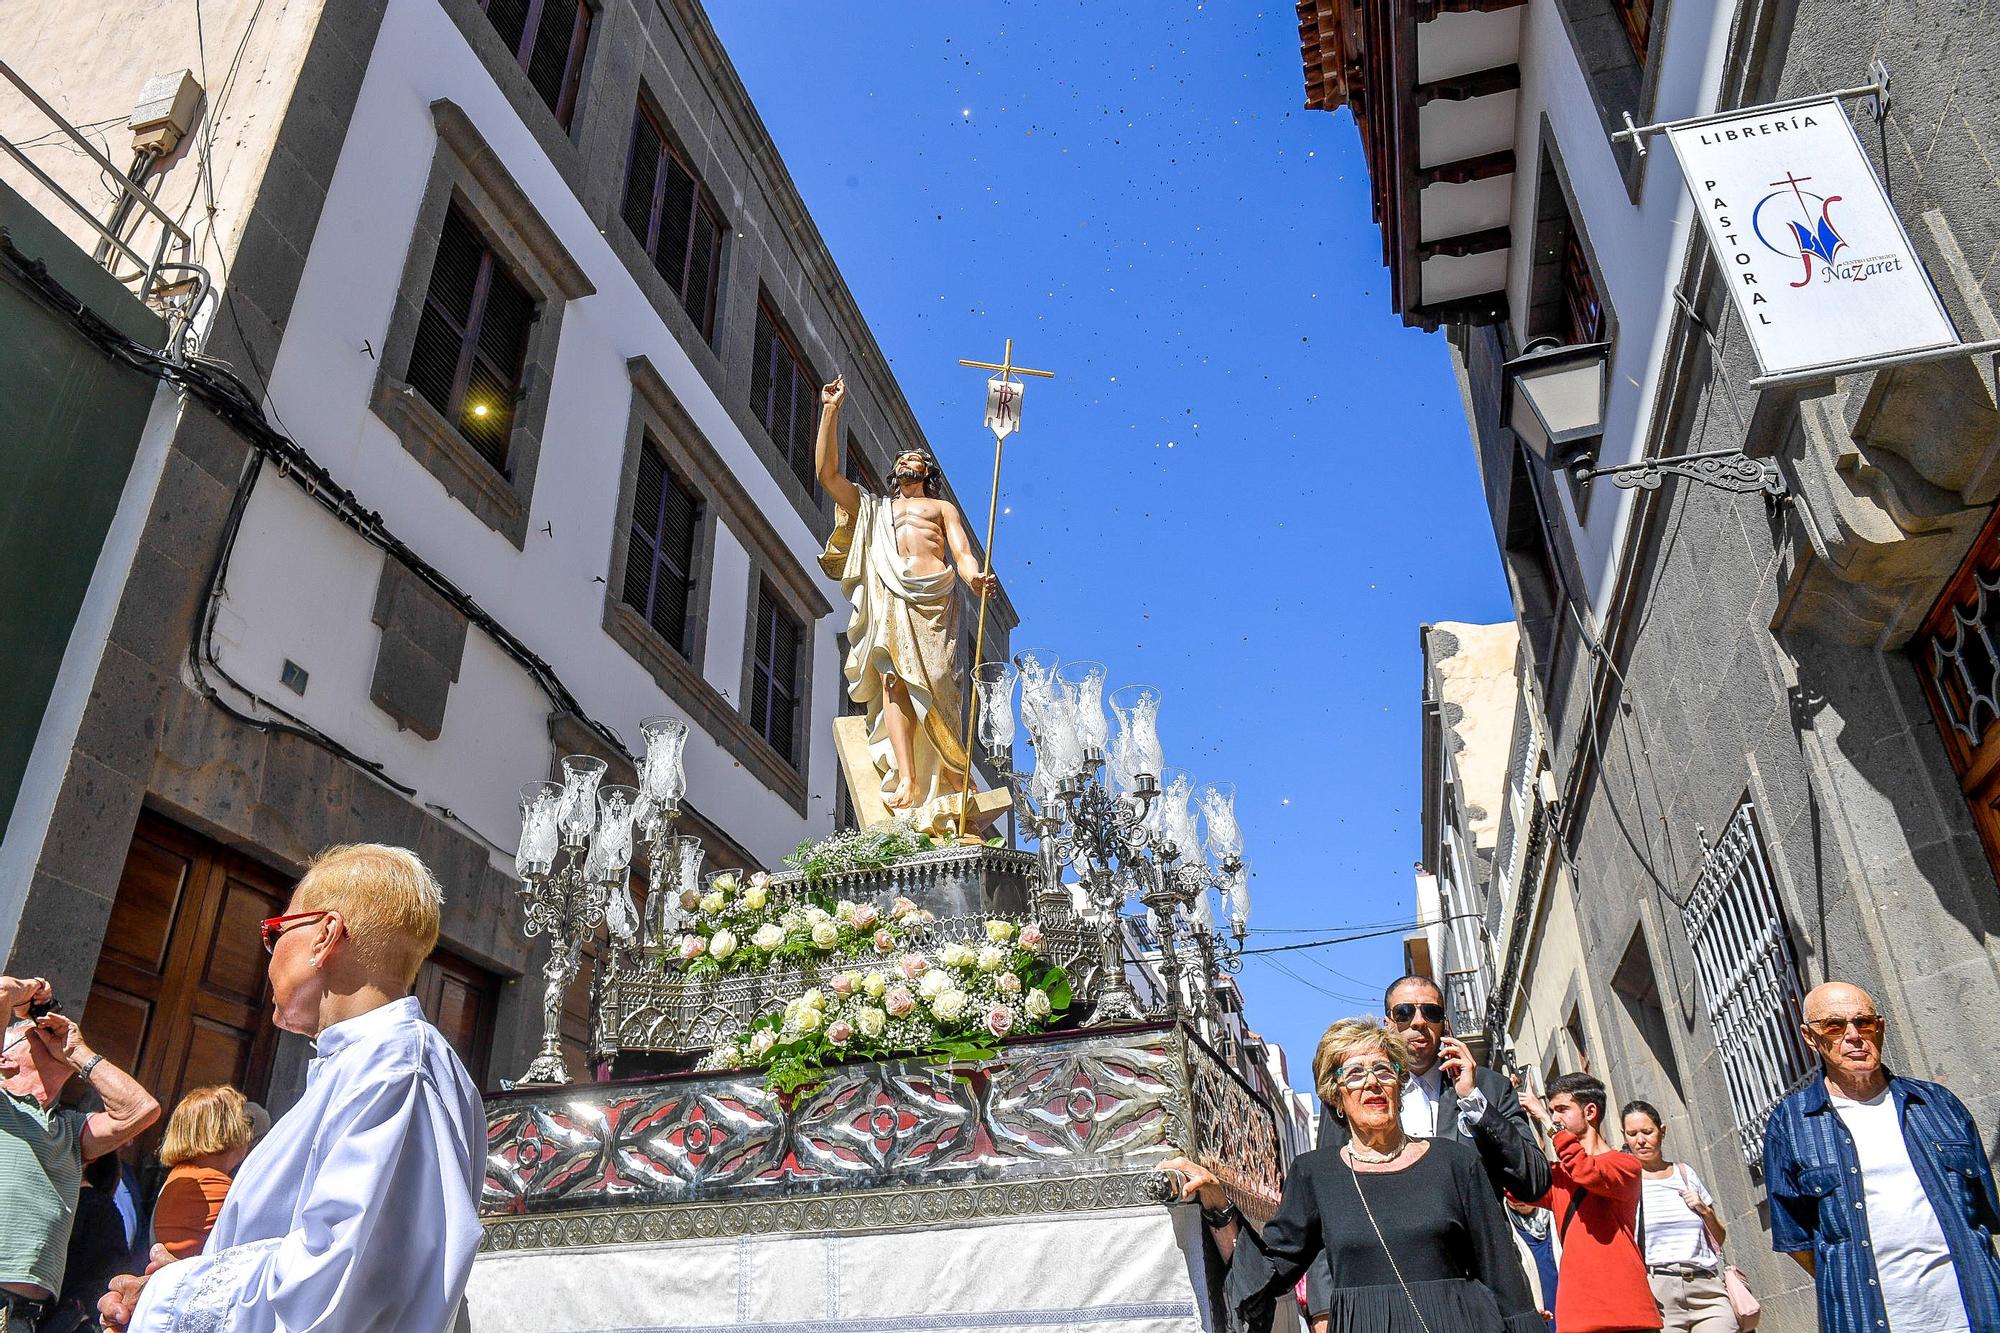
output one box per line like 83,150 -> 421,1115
740,575 -> 812,781
1548,0 -> 1676,197
371,101 -> 593,549
614,86 -> 730,346
605,356 -> 830,815
434,0 -> 607,206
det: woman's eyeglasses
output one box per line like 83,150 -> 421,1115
1332,1061 -> 1403,1089
1806,1014 -> 1885,1039
260,911 -> 333,955
1389,1002 -> 1447,1025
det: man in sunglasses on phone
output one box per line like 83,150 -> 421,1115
1763,980 -> 2000,1333
1304,975 -> 1548,1326
1,976 -> 158,1332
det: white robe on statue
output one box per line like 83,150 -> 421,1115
128,996 -> 486,1333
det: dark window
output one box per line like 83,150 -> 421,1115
1612,0 -> 1652,64
845,433 -> 883,496
406,204 -> 537,473
750,300 -> 819,495
414,947 -> 500,1088
476,0 -> 591,127
621,103 -> 724,339
621,439 -> 702,657
1562,227 -> 1606,344
749,583 -> 803,766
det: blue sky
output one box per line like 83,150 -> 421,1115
709,2 -> 1514,1090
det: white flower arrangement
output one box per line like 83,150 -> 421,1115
682,885 -> 1075,1093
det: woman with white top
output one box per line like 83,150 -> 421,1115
1621,1100 -> 1738,1333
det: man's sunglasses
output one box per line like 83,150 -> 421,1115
1806,1014 -> 1885,1039
260,910 -> 334,955
1389,1002 -> 1448,1025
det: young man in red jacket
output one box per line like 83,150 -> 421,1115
1524,1072 -> 1662,1333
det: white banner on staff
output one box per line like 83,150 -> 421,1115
1666,99 -> 1958,377
984,374 -> 1026,440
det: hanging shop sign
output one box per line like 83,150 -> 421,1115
1665,99 -> 1958,377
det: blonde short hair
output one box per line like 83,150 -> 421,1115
294,843 -> 443,987
1312,1018 -> 1412,1111
159,1085 -> 254,1167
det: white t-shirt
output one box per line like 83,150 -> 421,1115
1831,1087 -> 1971,1333
1639,1163 -> 1718,1267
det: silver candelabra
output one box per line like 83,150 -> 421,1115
512,716 -> 697,1087
973,652 -> 1250,1027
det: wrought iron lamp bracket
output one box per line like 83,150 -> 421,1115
1575,448 -> 1785,497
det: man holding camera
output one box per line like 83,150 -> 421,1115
1,975 -> 159,1332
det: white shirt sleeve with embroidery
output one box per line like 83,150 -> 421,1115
127,1062 -> 483,1333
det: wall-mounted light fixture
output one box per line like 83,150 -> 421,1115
1503,338 -> 1784,497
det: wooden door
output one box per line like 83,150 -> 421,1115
414,948 -> 499,1088
85,813 -> 289,1158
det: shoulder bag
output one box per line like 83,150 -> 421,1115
1675,1164 -> 1760,1330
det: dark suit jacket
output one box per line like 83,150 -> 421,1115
1304,1065 -> 1550,1315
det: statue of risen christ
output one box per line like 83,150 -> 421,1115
815,377 -> 997,818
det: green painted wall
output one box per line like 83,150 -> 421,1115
0,180 -> 167,832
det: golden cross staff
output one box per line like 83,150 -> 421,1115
955,339 -> 1056,815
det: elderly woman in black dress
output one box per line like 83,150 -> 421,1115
1164,1018 -> 1543,1333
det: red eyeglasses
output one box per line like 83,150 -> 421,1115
260,911 -> 334,955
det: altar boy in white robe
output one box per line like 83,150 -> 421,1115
100,844 -> 486,1333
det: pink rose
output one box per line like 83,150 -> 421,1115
680,888 -> 702,912
985,1004 -> 1015,1039
885,985 -> 916,1018
679,935 -> 706,961
891,896 -> 920,920
831,972 -> 858,997
827,1020 -> 854,1046
1019,924 -> 1045,954
997,972 -> 1022,996
899,953 -> 929,979
873,929 -> 897,955
851,904 -> 880,931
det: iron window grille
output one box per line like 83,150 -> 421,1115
621,103 -> 724,340
621,440 -> 701,657
477,0 -> 591,128
750,299 -> 819,496
1681,801 -> 1815,1167
749,582 -> 803,768
406,204 -> 537,473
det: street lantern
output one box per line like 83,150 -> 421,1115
1501,338 -> 1610,478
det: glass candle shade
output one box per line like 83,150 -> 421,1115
556,755 -> 608,847
974,661 -> 1018,758
1108,684 -> 1163,793
1199,782 -> 1242,863
638,715 -> 689,809
516,781 -> 562,879
585,785 -> 641,882
1059,661 -> 1108,755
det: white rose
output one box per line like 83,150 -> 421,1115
976,946 -> 1006,973
743,885 -> 769,911
918,970 -> 951,1000
804,905 -> 832,926
749,1029 -> 777,1056
811,921 -> 841,949
941,943 -> 975,969
800,988 -> 825,1011
753,923 -> 785,951
862,971 -> 889,999
997,972 -> 1022,996
857,1007 -> 886,1038
711,873 -> 739,894
835,899 -> 857,924
1025,988 -> 1053,1020
749,870 -> 771,888
795,1006 -> 823,1033
710,929 -> 738,961
930,989 -> 968,1023
699,892 -> 725,915
984,919 -> 1016,944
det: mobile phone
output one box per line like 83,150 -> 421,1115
27,997 -> 60,1019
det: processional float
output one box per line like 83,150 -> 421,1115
470,346 -> 1292,1332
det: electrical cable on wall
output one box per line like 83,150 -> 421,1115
2,230 -> 657,861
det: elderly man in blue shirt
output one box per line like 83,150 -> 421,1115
1763,980 -> 2000,1333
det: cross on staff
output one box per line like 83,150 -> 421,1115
954,339 -> 1055,819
